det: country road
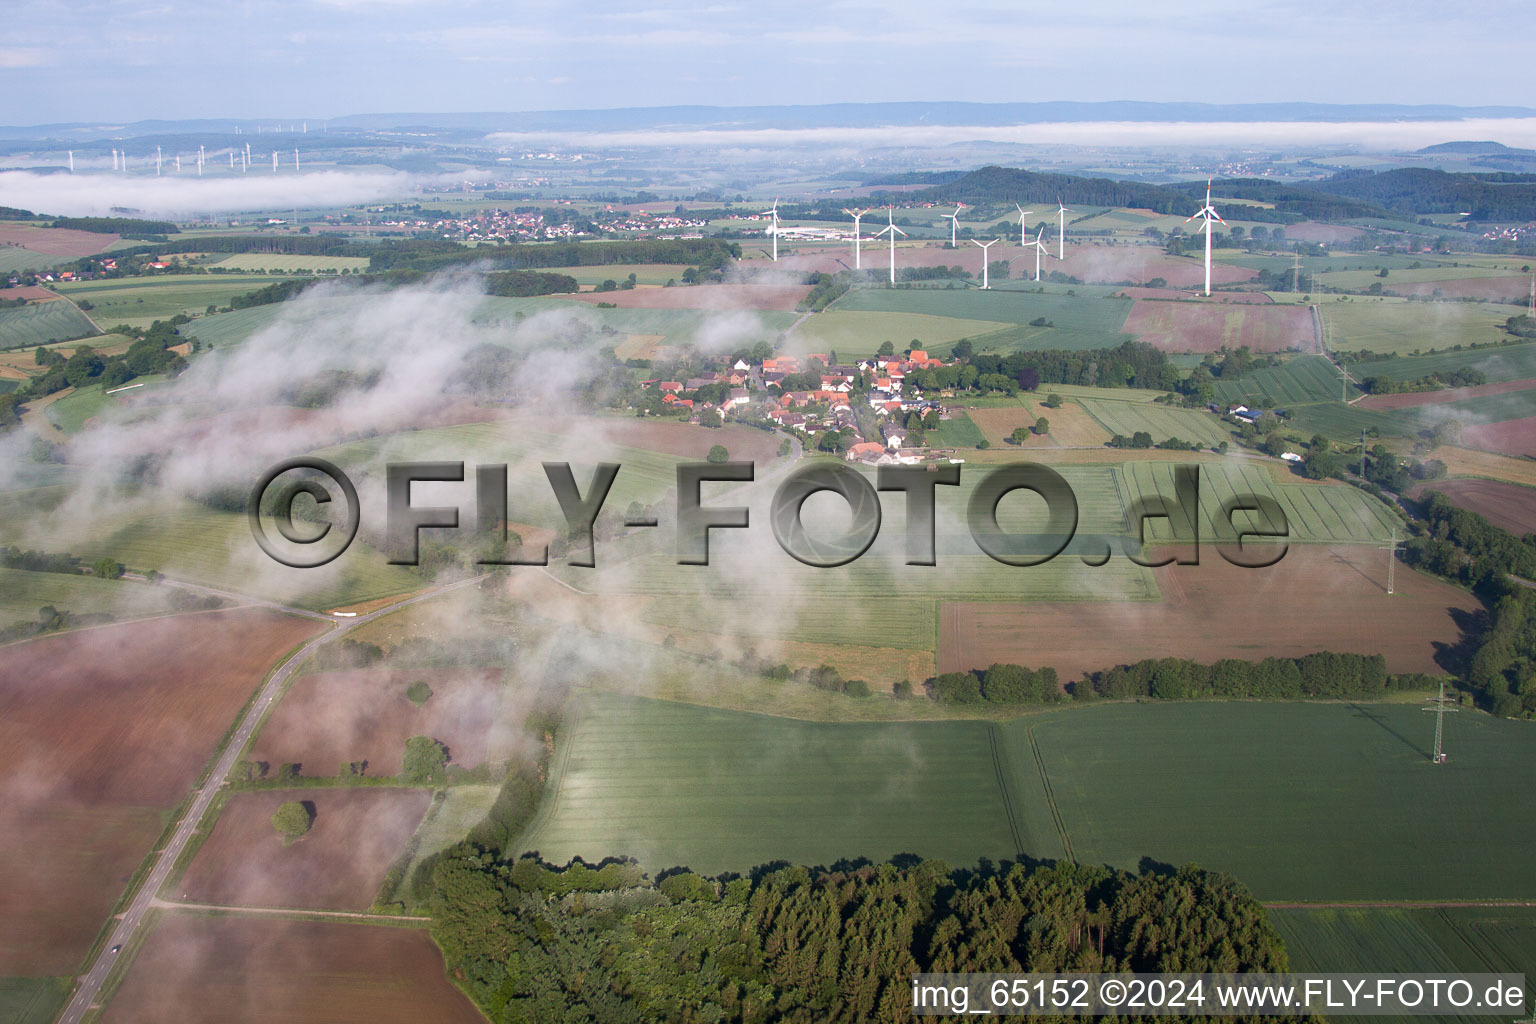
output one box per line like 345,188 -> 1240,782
56,574 -> 486,1024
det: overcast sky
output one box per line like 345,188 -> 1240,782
3,0 -> 1530,124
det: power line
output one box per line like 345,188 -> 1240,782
1421,678 -> 1460,764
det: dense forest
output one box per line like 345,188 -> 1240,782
1312,168 -> 1536,221
50,215 -> 178,237
426,853 -> 1293,1023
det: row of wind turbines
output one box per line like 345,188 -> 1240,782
87,143 -> 302,175
763,178 -> 1227,297
763,197 -> 1072,290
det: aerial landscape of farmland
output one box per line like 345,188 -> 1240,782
2,3 -> 1536,1022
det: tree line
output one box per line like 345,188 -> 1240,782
425,852 -> 1294,1024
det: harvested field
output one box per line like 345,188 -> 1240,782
1358,376 -> 1536,411
1426,444 -> 1536,488
0,225 -> 118,257
1462,415 -> 1536,457
178,789 -> 431,910
938,544 -> 1477,679
966,400 -> 1111,448
612,333 -> 667,360
1387,277 -> 1531,302
100,915 -> 484,1024
1123,300 -> 1315,353
1412,478 -> 1536,536
0,609 -> 322,975
249,668 -> 517,776
562,283 -> 812,311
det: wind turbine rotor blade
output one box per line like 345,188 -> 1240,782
1213,212 -> 1228,225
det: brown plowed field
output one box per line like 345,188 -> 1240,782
250,667 -> 514,776
1359,377 -> 1536,411
561,283 -> 812,311
0,609 -> 322,975
1411,478 -> 1536,536
0,224 -> 119,256
1389,278 -> 1531,302
596,418 -> 784,462
966,402 -> 1111,448
1123,300 -> 1315,353
0,285 -> 61,301
100,915 -> 485,1024
938,544 -> 1477,680
1462,415 -> 1536,457
178,788 -> 430,910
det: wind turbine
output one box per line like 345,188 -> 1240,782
762,198 -> 781,261
272,150 -> 278,172
945,204 -> 965,246
842,207 -> 870,270
156,145 -> 162,175
1184,176 -> 1227,297
67,151 -> 73,173
875,206 -> 906,286
1022,224 -> 1050,281
294,147 -> 300,171
972,238 -> 1000,289
1056,197 -> 1072,261
1016,204 -> 1033,246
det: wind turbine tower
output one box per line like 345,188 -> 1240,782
762,199 -> 781,261
875,207 -> 906,286
1056,198 -> 1072,261
842,208 -> 870,270
945,205 -> 964,246
1184,177 -> 1227,297
1016,204 -> 1033,246
156,146 -> 162,175
294,148 -> 300,171
67,151 -> 73,173
972,238 -> 1000,289
272,151 -> 278,172
175,155 -> 181,172
1023,224 -> 1050,281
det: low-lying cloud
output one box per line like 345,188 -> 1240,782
0,169 -> 424,218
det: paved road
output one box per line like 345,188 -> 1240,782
57,575 -> 486,1024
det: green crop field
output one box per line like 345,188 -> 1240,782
926,411 -> 986,448
1321,300 -> 1512,356
1121,458 -> 1398,542
1345,341 -> 1536,385
209,253 -> 371,273
312,420 -> 688,522
0,301 -> 98,349
1319,265 -> 1523,292
400,784 -> 504,885
522,697 -> 1536,900
791,310 -> 1013,358
52,275 -> 295,331
476,296 -> 798,347
549,263 -> 697,287
0,567 -> 177,625
517,693 -> 1029,873
0,977 -> 69,1024
178,302 -> 290,347
1077,397 -> 1232,446
0,494 -> 422,611
44,384 -> 115,432
1022,702 -> 1536,900
1210,354 -> 1356,407
833,287 -> 1135,353
0,247 -> 69,274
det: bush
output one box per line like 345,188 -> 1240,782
406,680 -> 433,706
402,736 -> 449,784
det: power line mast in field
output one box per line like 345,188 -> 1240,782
1292,249 -> 1302,293
1421,678 -> 1459,764
1381,527 -> 1401,595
